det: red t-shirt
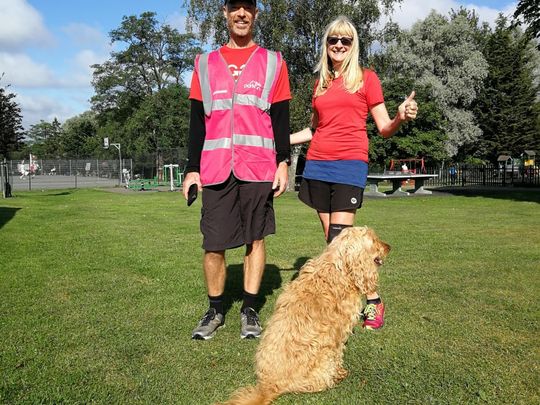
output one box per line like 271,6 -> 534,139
307,69 -> 384,162
189,44 -> 291,103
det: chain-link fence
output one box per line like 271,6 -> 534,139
5,158 -> 133,191
133,148 -> 188,182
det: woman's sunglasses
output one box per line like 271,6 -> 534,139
327,36 -> 353,46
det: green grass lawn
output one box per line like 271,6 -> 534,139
1,188 -> 539,404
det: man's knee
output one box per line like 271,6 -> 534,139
246,239 -> 265,254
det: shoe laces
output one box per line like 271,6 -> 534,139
363,304 -> 378,321
200,309 -> 216,326
243,308 -> 260,326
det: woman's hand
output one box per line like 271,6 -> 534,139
398,91 -> 418,122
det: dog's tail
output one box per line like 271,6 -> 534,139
217,384 -> 279,405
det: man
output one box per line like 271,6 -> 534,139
182,0 -> 291,340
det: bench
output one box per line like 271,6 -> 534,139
366,172 -> 438,196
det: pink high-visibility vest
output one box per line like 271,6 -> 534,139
195,47 -> 282,186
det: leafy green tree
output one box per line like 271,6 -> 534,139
121,84 -> 191,159
513,0 -> 540,48
89,11 -> 200,167
91,12 -> 201,120
368,78 -> 447,168
0,79 -> 24,158
472,16 -> 540,162
24,118 -> 63,157
61,112 -> 100,157
383,9 -> 489,159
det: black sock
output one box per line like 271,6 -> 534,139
327,223 -> 352,244
208,294 -> 224,315
366,297 -> 382,305
241,290 -> 258,312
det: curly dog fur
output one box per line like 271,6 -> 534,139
218,226 -> 391,405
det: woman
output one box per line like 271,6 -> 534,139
291,16 -> 418,330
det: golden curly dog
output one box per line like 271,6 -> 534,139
218,226 -> 390,405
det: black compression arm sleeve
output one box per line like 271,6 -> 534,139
270,100 -> 291,164
185,99 -> 205,173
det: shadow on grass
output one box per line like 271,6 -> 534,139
35,190 -> 75,197
223,264 -> 282,314
46,191 -> 73,196
435,186 -> 540,203
290,256 -> 311,282
0,207 -> 21,230
222,256 -> 312,314
219,257 -> 309,313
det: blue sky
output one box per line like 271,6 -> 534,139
0,0 -> 517,130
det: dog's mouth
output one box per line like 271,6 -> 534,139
374,257 -> 384,266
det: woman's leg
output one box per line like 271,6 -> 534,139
329,210 -> 384,328
317,211 -> 330,240
327,210 -> 356,243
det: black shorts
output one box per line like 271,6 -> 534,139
298,178 -> 364,213
200,175 -> 275,251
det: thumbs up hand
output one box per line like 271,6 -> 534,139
398,91 -> 418,122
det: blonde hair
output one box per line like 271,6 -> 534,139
314,16 -> 363,97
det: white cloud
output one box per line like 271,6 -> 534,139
15,91 -> 91,130
58,23 -> 113,88
386,0 -> 517,30
0,0 -> 54,50
59,49 -> 109,88
62,23 -> 109,48
0,52 -> 56,87
0,51 -> 101,89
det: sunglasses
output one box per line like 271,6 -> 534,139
327,36 -> 353,46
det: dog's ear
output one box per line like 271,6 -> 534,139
331,227 -> 381,294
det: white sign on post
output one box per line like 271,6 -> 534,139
103,137 -> 109,149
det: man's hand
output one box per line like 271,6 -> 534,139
398,91 -> 418,122
182,172 -> 202,200
272,162 -> 289,197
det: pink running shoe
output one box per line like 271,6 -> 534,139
362,302 -> 385,330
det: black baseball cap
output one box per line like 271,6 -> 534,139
224,0 -> 256,6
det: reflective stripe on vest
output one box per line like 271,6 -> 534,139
196,47 -> 281,185
199,50 -> 279,116
202,135 -> 274,152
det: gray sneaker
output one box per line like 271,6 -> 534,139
240,307 -> 262,339
192,308 -> 224,340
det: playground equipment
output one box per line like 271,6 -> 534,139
523,150 -> 536,168
103,137 -> 123,186
164,164 -> 179,191
388,158 -> 426,174
126,164 -> 183,191
497,154 -> 518,173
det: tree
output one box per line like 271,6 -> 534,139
24,118 -> 63,157
61,112 -> 100,157
91,12 -> 201,119
368,78 -> 447,168
383,9 -> 489,159
513,0 -> 540,48
0,77 -> 24,158
89,11 -> 201,169
472,16 -> 540,162
121,84 -> 191,159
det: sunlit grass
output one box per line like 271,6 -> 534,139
1,188 -> 539,404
